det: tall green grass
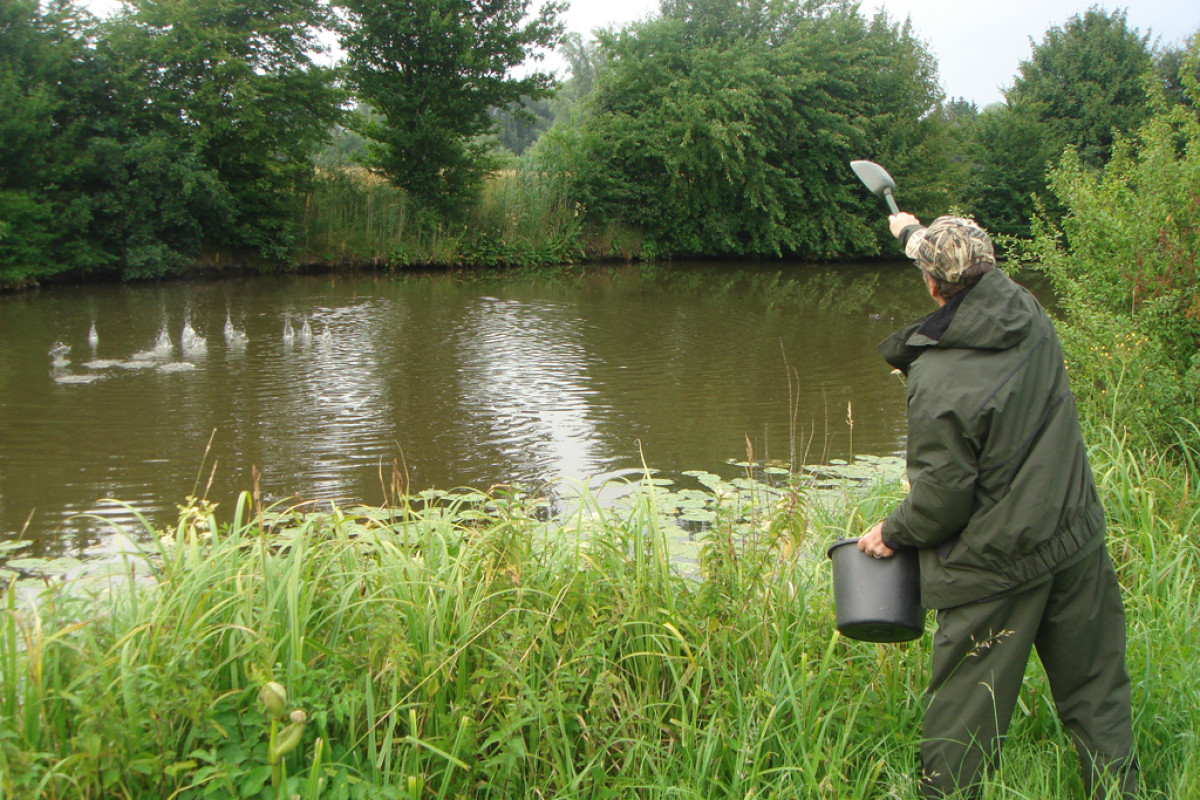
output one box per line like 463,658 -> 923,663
1,435 -> 1197,799
297,168 -> 643,270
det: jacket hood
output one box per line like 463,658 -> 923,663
879,270 -> 1038,372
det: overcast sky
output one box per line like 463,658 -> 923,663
81,0 -> 1200,108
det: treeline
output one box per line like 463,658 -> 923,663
0,0 -> 1197,287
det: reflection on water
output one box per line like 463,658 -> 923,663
457,297 -> 604,483
0,261 -> 959,557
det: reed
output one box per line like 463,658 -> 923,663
297,167 -> 642,270
0,436 -> 1196,799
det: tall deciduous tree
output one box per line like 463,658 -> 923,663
104,0 -> 344,268
962,8 -> 1153,237
1008,7 -> 1152,169
958,105 -> 1054,239
338,0 -> 566,215
555,0 -> 947,258
0,0 -> 106,283
2,0 -> 345,282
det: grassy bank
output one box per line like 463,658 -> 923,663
296,169 -> 645,271
1,438 -> 1197,799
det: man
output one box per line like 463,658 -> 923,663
856,213 -> 1137,798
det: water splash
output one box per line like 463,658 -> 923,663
223,314 -> 248,348
154,327 -> 174,357
182,320 -> 207,355
87,322 -> 99,351
157,362 -> 198,374
49,340 -> 107,384
53,373 -> 105,384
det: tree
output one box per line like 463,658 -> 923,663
1008,7 -> 1152,169
1155,31 -> 1200,116
102,0 -> 345,269
490,97 -> 555,155
553,0 -> 948,258
2,0 -> 345,283
958,104 -> 1055,239
558,32 -> 598,101
338,0 -> 566,215
962,8 -> 1154,237
0,0 -> 107,284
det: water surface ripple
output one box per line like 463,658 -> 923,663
0,262 -> 935,556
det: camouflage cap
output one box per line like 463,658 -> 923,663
904,216 -> 995,283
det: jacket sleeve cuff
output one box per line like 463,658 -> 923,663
897,224 -> 922,249
879,518 -> 910,551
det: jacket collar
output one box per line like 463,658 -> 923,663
878,270 -> 1034,373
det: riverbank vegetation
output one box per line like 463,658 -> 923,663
3,1 -> 1196,286
1,435 -> 1197,799
3,2 -> 1198,797
1022,68 -> 1200,451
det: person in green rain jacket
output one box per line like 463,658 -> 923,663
856,213 -> 1136,799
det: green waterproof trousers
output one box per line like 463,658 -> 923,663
920,544 -> 1136,799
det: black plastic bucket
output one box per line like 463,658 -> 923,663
826,537 -> 924,643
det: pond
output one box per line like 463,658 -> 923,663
1,260 -> 947,558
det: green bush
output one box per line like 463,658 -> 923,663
1025,56 -> 1200,450
557,0 -> 950,260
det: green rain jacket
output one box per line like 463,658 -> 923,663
878,269 -> 1105,609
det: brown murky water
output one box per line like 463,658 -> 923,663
1,260 -> 942,557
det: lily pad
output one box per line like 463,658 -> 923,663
3,557 -> 49,571
675,496 -> 709,510
683,471 -> 729,493
40,557 -> 85,575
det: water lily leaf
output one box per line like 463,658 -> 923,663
3,557 -> 48,570
347,507 -> 400,521
40,557 -> 84,575
730,478 -> 780,495
0,540 -> 30,554
820,464 -> 877,481
676,496 -> 709,510
683,471 -> 728,493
